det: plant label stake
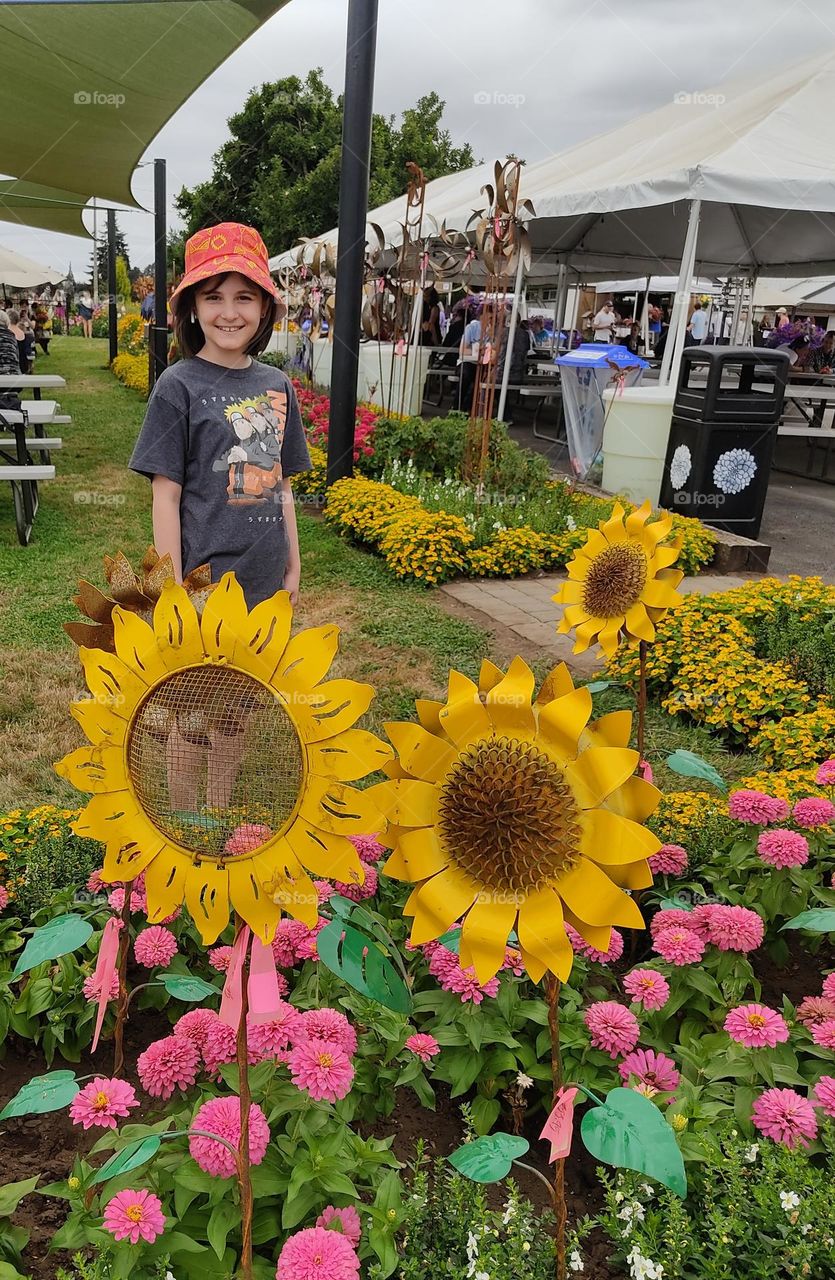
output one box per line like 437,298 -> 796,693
91,917 -> 120,1053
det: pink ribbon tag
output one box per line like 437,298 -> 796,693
219,926 -> 251,1029
247,935 -> 283,1025
540,1086 -> 578,1163
91,917 -> 121,1053
394,339 -> 407,356
640,759 -> 654,784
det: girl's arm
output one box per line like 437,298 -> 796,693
152,474 -> 183,583
281,477 -> 301,604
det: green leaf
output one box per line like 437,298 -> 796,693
207,1201 -> 239,1260
91,1135 -> 162,1185
13,915 -> 94,977
665,750 -> 727,793
0,1176 -> 39,1217
160,973 -> 219,1003
580,1087 -> 687,1198
781,909 -> 835,933
0,1071 -> 79,1120
0,1262 -> 30,1280
317,921 -> 411,1014
447,1132 -> 529,1183
586,680 -> 613,693
658,897 -> 693,911
435,928 -> 461,953
470,1096 -> 502,1136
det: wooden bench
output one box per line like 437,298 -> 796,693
0,464 -> 55,545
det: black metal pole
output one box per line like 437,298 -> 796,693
152,158 -> 168,386
327,0 -> 379,485
107,208 -> 118,364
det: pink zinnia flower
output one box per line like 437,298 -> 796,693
427,945 -> 500,1003
248,1000 -> 304,1060
725,1003 -> 790,1049
86,868 -> 105,894
349,834 -> 386,865
811,1019 -> 835,1049
687,904 -> 718,939
815,759 -> 835,786
82,969 -> 120,1002
295,920 -> 327,962
107,884 -> 148,915
297,1009 -> 357,1056
103,1189 -> 165,1245
405,1032 -> 440,1062
703,905 -> 764,953
317,1205 -> 362,1247
823,974 -> 835,1001
200,1012 -> 261,1075
584,1001 -> 640,1058
276,1225 -> 360,1280
728,790 -> 790,825
652,926 -> 705,966
209,945 -> 235,973
502,946 -> 525,976
623,969 -> 670,1011
796,996 -> 835,1027
0,886 -> 8,911
173,1008 -> 217,1059
757,829 -> 809,869
133,925 -> 178,968
649,908 -> 696,937
314,879 -> 335,904
224,823 -> 272,855
814,1076 -> 835,1119
751,1087 -> 818,1149
69,1077 -> 139,1130
566,923 -> 623,964
289,1037 -> 355,1102
137,1034 -> 200,1099
272,918 -> 322,967
649,844 -> 689,876
334,865 -> 378,902
793,797 -> 835,829
189,1097 -> 270,1179
619,1048 -> 680,1096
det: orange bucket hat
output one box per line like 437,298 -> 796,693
170,222 -> 286,319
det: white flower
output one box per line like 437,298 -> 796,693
569,1251 -> 585,1273
516,1072 -> 534,1090
744,1143 -> 759,1162
801,1223 -> 812,1235
565,514 -> 577,531
466,1230 -> 479,1259
640,1183 -> 655,1199
475,1273 -> 490,1280
618,1201 -> 646,1236
670,444 -> 692,490
713,447 -> 757,495
780,1191 -> 801,1212
501,1200 -> 516,1226
627,1245 -> 664,1280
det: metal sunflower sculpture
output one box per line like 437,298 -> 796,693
56,573 -> 392,944
371,656 -> 660,984
553,500 -> 684,659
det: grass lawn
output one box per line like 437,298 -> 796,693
0,336 -> 760,809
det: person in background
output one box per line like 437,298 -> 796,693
687,301 -> 709,344
34,302 -> 52,355
420,285 -> 441,346
76,290 -> 93,338
457,300 -> 483,412
140,291 -> 155,321
811,330 -> 835,374
774,307 -> 791,332
0,310 -> 20,376
592,300 -> 616,342
7,309 -> 34,373
621,322 -> 642,355
529,315 -> 551,349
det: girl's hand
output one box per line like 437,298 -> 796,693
283,565 -> 300,605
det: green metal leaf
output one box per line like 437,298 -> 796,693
448,1132 -> 529,1183
160,973 -> 219,1003
317,920 -> 411,1014
91,1135 -> 162,1185
0,1071 -> 79,1120
781,909 -> 835,933
580,1087 -> 687,1198
13,915 -> 94,977
658,898 -> 693,911
586,680 -> 613,694
436,928 -> 461,953
665,750 -> 726,792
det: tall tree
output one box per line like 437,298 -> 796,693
175,70 -> 477,255
90,216 -> 130,296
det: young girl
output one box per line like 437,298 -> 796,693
129,221 -> 311,816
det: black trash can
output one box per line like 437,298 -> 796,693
660,346 -> 790,538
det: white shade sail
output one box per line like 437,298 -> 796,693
0,245 -> 66,288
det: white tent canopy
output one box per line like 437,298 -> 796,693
0,245 -> 65,289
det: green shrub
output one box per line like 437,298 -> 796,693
752,599 -> 835,701
258,350 -> 288,370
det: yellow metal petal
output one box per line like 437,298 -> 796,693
70,697 -> 127,748
576,529 -> 608,560
144,848 -> 190,924
200,572 -> 249,661
641,515 -> 674,549
606,859 -> 654,890
650,544 -> 682,571
72,790 -> 138,843
234,590 -> 293,683
79,647 -> 146,719
276,624 -> 340,690
537,687 -> 593,760
520,946 -> 547,983
477,659 -> 505,695
112,607 -> 169,686
55,745 -> 124,795
309,729 -> 394,782
561,604 -> 590,628
273,864 -> 319,928
563,910 -> 614,954
383,722 -> 457,782
600,505 -> 627,545
624,602 -> 656,643
299,780 -> 385,835
407,867 -> 479,945
642,580 -> 683,610
624,501 -> 652,537
603,775 -> 661,823
596,617 -> 624,658
290,679 -> 374,744
153,581 -> 205,667
552,580 -> 585,606
228,854 -> 283,945
285,821 -> 363,881
415,699 -> 444,735
536,662 -> 576,706
485,657 -> 536,739
184,859 -> 231,944
383,827 -> 449,882
438,672 -> 491,748
517,887 -> 574,981
461,895 -> 518,984
580,710 -> 633,751
580,808 -> 660,864
572,619 -> 603,654
366,778 -> 438,828
566,746 -> 639,808
102,834 -> 165,884
556,858 -> 644,929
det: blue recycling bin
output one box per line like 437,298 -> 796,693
556,344 -> 648,480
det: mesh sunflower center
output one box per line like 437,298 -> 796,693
126,1205 -> 144,1223
582,543 -> 647,618
437,736 -> 581,895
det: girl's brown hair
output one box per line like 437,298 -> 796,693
170,273 -> 280,359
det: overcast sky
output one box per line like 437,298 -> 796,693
4,0 -> 835,276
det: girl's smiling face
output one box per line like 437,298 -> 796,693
194,272 -> 268,364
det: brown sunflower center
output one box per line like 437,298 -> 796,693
582,543 -> 647,618
437,736 -> 582,895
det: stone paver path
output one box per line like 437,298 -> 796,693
440,573 -> 755,675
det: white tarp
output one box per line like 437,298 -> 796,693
0,245 -> 65,289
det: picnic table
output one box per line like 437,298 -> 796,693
776,384 -> 835,481
0,373 -> 67,544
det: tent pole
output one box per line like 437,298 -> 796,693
552,259 -> 567,355
151,158 -> 168,387
107,208 -> 117,364
661,199 -> 701,388
92,197 -> 98,306
641,275 -> 651,350
497,251 -> 526,421
730,279 -> 744,345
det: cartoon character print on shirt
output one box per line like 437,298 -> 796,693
212,388 -> 288,504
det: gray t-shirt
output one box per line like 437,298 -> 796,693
129,356 -> 311,606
